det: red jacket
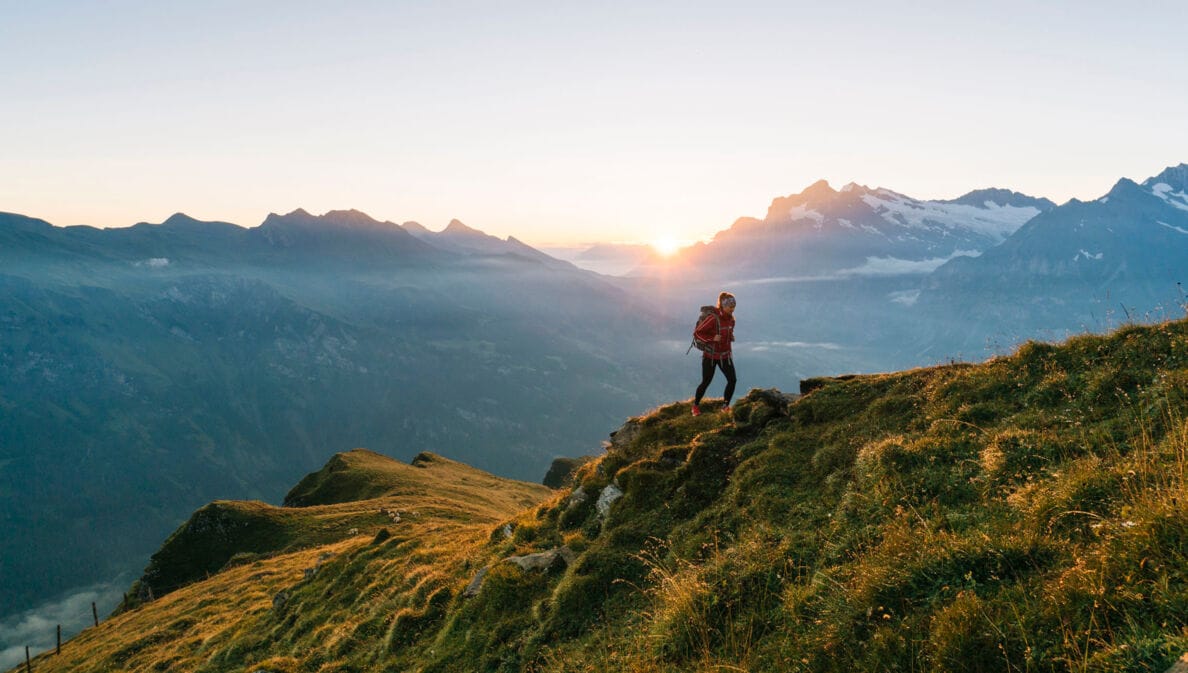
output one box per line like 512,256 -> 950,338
694,308 -> 735,360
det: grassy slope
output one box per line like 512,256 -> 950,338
19,319 -> 1188,672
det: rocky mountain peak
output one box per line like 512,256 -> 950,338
801,179 -> 837,200
1106,177 -> 1144,199
260,208 -> 398,232
322,209 -> 385,228
1142,163 -> 1188,192
443,219 -> 482,236
402,221 -> 432,236
162,212 -> 201,227
942,188 -> 1056,211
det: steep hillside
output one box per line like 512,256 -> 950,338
13,450 -> 551,672
21,319 -> 1188,672
0,208 -> 685,622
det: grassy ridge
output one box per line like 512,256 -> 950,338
19,319 -> 1188,672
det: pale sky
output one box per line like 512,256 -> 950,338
3,1 -> 1187,246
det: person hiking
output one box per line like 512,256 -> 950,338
692,292 -> 736,416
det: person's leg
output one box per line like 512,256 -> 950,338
694,357 -> 716,405
721,359 -> 737,405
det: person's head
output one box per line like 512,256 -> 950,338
718,291 -> 736,315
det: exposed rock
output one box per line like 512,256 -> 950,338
1165,653 -> 1188,673
137,582 -> 155,602
504,546 -> 576,573
463,566 -> 490,598
464,546 -> 578,598
659,446 -> 689,468
272,588 -> 291,611
596,483 -> 624,517
302,551 -> 335,580
608,418 -> 643,450
566,487 -> 589,511
750,388 -> 800,407
501,523 -> 514,539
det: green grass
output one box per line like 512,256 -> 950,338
21,319 -> 1188,673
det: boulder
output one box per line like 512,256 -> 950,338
504,546 -> 576,573
596,483 -> 624,517
272,588 -> 291,611
608,418 -> 643,450
464,546 -> 578,598
463,566 -> 491,598
566,487 -> 589,511
750,388 -> 800,407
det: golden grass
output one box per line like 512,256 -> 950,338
21,450 -> 551,673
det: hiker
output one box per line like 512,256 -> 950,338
691,292 -> 736,416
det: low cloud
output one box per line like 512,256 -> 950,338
730,274 -> 837,286
730,251 -> 981,286
134,257 -> 170,268
0,582 -> 125,668
889,289 -> 921,306
836,250 -> 981,277
748,341 -> 842,352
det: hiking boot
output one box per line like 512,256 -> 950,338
691,404 -> 701,417
721,404 -> 731,414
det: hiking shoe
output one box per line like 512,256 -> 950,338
722,405 -> 731,414
691,404 -> 701,417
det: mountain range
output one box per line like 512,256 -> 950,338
0,209 -> 687,629
5,161 -> 1188,656
669,181 -> 1054,279
914,164 -> 1188,355
631,163 -> 1188,366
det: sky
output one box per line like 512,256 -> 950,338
3,0 -> 1188,247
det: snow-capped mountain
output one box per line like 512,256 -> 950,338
914,163 -> 1188,355
679,179 -> 1053,280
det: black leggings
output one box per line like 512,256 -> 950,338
695,357 -> 736,406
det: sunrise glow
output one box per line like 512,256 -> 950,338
651,237 -> 683,257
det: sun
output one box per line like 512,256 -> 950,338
651,237 -> 683,258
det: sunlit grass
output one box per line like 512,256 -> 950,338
24,318 -> 1188,672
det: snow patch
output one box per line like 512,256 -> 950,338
1150,182 -> 1188,212
135,257 -> 170,268
889,289 -> 921,306
787,204 -> 825,223
860,193 -> 1039,241
1073,249 -> 1104,261
1158,220 -> 1188,235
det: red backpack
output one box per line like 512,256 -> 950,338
686,305 -> 720,355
